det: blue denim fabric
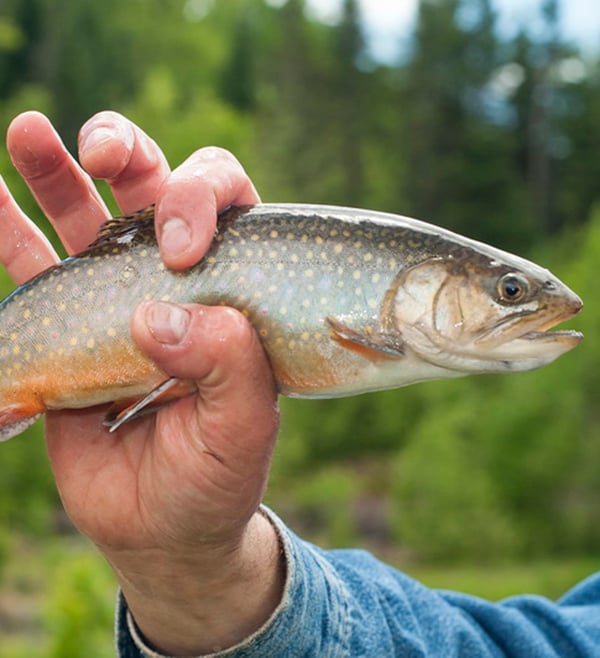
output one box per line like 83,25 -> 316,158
117,507 -> 600,657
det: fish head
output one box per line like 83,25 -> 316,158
390,252 -> 583,374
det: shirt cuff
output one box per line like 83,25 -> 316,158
116,505 -> 352,657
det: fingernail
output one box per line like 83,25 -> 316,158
160,217 -> 191,259
145,301 -> 190,345
79,118 -> 133,156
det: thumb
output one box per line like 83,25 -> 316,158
131,301 -> 280,462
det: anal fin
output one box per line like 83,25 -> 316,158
326,317 -> 404,362
0,405 -> 43,442
104,378 -> 197,432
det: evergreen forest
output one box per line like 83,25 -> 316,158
0,1 -> 599,654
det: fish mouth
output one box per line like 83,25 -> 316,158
475,294 -> 583,346
481,303 -> 583,367
518,308 -> 583,345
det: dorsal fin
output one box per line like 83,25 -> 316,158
86,204 -> 157,251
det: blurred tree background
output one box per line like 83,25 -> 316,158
0,0 -> 599,653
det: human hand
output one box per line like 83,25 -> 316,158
1,111 -> 283,654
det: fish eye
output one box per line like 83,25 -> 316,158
497,273 -> 529,303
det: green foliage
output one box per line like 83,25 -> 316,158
0,0 -> 597,583
44,553 -> 114,658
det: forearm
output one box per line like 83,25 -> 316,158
117,508 -> 600,657
111,511 -> 285,656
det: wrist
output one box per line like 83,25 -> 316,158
110,510 -> 285,655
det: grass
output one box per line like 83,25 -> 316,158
0,534 -> 597,655
404,556 -> 600,601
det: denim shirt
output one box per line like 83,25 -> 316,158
116,507 -> 600,657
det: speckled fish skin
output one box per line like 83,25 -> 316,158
0,203 -> 583,440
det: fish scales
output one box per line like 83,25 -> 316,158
0,203 -> 582,439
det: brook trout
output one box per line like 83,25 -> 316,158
0,204 -> 582,440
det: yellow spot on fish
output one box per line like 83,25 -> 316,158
13,345 -> 20,355
289,340 -> 297,349
107,328 -> 117,337
315,236 -> 324,244
353,270 -> 361,280
58,302 -> 66,312
70,337 -> 78,346
87,268 -> 94,276
364,253 -> 373,262
56,284 -> 63,293
270,230 -> 279,239
35,344 -> 43,353
334,244 -> 343,254
10,332 -> 17,341
229,247 -> 239,257
301,332 -> 310,341
372,273 -> 381,284
207,256 -> 216,264
280,306 -> 287,315
87,338 -> 95,349
23,309 -> 31,320
251,234 -> 260,241
368,299 -> 378,309
304,269 -> 314,278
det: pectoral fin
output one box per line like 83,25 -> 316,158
326,317 -> 404,362
104,377 -> 197,432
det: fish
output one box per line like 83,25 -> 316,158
0,203 -> 583,440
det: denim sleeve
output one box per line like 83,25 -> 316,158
116,507 -> 600,657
